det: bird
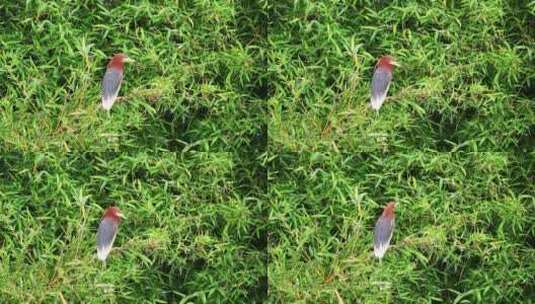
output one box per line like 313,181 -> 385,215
101,53 -> 134,110
370,55 -> 400,111
96,206 -> 124,261
373,201 -> 396,259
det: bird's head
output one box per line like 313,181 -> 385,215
103,206 -> 125,222
113,53 -> 135,63
108,53 -> 134,69
377,55 -> 400,70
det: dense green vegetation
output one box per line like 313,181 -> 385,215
0,0 -> 265,152
0,152 -> 266,302
269,0 -> 534,152
269,152 -> 534,303
1,0 -> 534,303
268,1 -> 534,303
0,1 -> 266,303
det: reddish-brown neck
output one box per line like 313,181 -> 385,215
382,202 -> 396,218
107,56 -> 125,70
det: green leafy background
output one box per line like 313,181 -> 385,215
1,0 -> 534,303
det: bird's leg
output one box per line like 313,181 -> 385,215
99,257 -> 107,269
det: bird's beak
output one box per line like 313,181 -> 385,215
117,212 -> 126,219
123,57 -> 135,63
391,60 -> 401,67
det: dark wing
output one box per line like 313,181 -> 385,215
96,217 -> 119,261
101,68 -> 123,110
370,67 -> 392,110
373,215 -> 394,258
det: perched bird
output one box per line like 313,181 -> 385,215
101,53 -> 134,110
96,206 -> 124,261
370,55 -> 400,111
373,201 -> 396,259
